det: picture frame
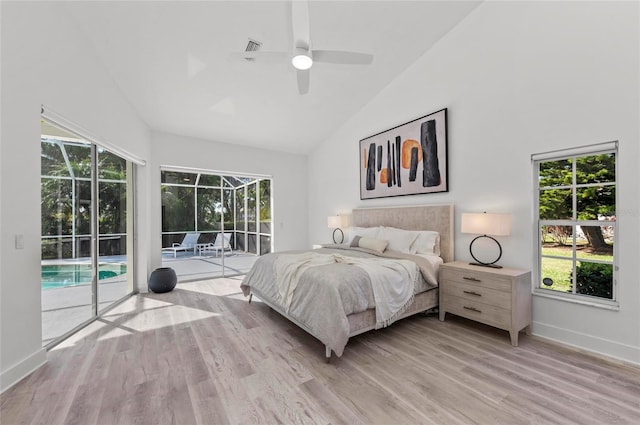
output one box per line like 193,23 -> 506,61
359,108 -> 448,200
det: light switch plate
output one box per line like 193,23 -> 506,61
15,234 -> 24,249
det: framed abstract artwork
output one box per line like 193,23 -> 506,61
359,108 -> 448,200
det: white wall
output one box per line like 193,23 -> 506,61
0,2 -> 151,391
308,1 -> 640,364
148,131 -> 308,277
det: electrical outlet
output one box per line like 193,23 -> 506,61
15,234 -> 24,249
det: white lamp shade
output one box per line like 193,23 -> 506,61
461,213 -> 511,236
327,215 -> 347,228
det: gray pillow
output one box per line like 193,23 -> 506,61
350,235 -> 362,247
358,237 -> 388,253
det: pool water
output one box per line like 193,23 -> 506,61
41,264 -> 127,289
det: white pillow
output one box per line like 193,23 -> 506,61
358,237 -> 388,253
348,226 -> 381,244
412,231 -> 441,256
378,227 -> 419,254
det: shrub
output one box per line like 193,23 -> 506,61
573,262 -> 613,299
543,225 -> 572,246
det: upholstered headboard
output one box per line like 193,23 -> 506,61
351,204 -> 454,263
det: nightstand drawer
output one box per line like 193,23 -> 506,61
441,267 -> 511,292
442,293 -> 511,329
442,280 -> 511,309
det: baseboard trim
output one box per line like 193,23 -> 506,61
0,348 -> 47,393
532,321 -> 640,366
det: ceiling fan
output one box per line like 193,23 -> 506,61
231,0 -> 374,94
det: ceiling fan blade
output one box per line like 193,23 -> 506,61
297,68 -> 310,94
229,51 -> 289,63
313,50 -> 374,65
291,0 -> 310,50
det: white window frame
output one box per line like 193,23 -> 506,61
532,141 -> 619,309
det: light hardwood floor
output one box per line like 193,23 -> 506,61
2,276 -> 639,425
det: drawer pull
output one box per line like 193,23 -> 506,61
463,276 -> 481,282
464,306 -> 482,313
463,290 -> 482,297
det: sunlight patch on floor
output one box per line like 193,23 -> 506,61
106,301 -> 221,333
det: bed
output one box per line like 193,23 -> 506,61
240,204 -> 454,361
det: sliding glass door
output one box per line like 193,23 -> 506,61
41,137 -> 94,345
41,120 -> 134,346
97,150 -> 132,312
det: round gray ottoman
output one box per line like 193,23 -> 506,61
148,267 -> 177,293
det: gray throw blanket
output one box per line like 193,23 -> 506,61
241,246 -> 440,357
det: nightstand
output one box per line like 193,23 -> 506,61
439,261 -> 532,346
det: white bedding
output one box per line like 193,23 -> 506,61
274,251 -> 420,328
241,245 -> 441,356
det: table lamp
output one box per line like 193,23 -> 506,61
327,215 -> 347,244
460,212 -> 511,268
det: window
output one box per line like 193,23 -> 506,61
161,169 -> 271,255
533,142 -> 617,306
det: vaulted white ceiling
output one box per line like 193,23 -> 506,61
65,1 -> 480,154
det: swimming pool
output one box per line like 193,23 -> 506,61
41,264 -> 127,290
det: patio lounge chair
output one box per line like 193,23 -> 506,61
162,232 -> 200,258
199,233 -> 232,257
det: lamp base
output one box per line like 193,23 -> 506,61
332,228 -> 344,244
469,262 -> 503,269
469,235 -> 503,268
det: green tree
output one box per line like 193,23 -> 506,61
539,154 -> 614,252
575,154 -> 615,252
161,186 -> 195,232
41,140 -> 128,259
259,179 -> 271,221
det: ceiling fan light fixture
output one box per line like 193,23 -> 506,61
292,49 -> 313,70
